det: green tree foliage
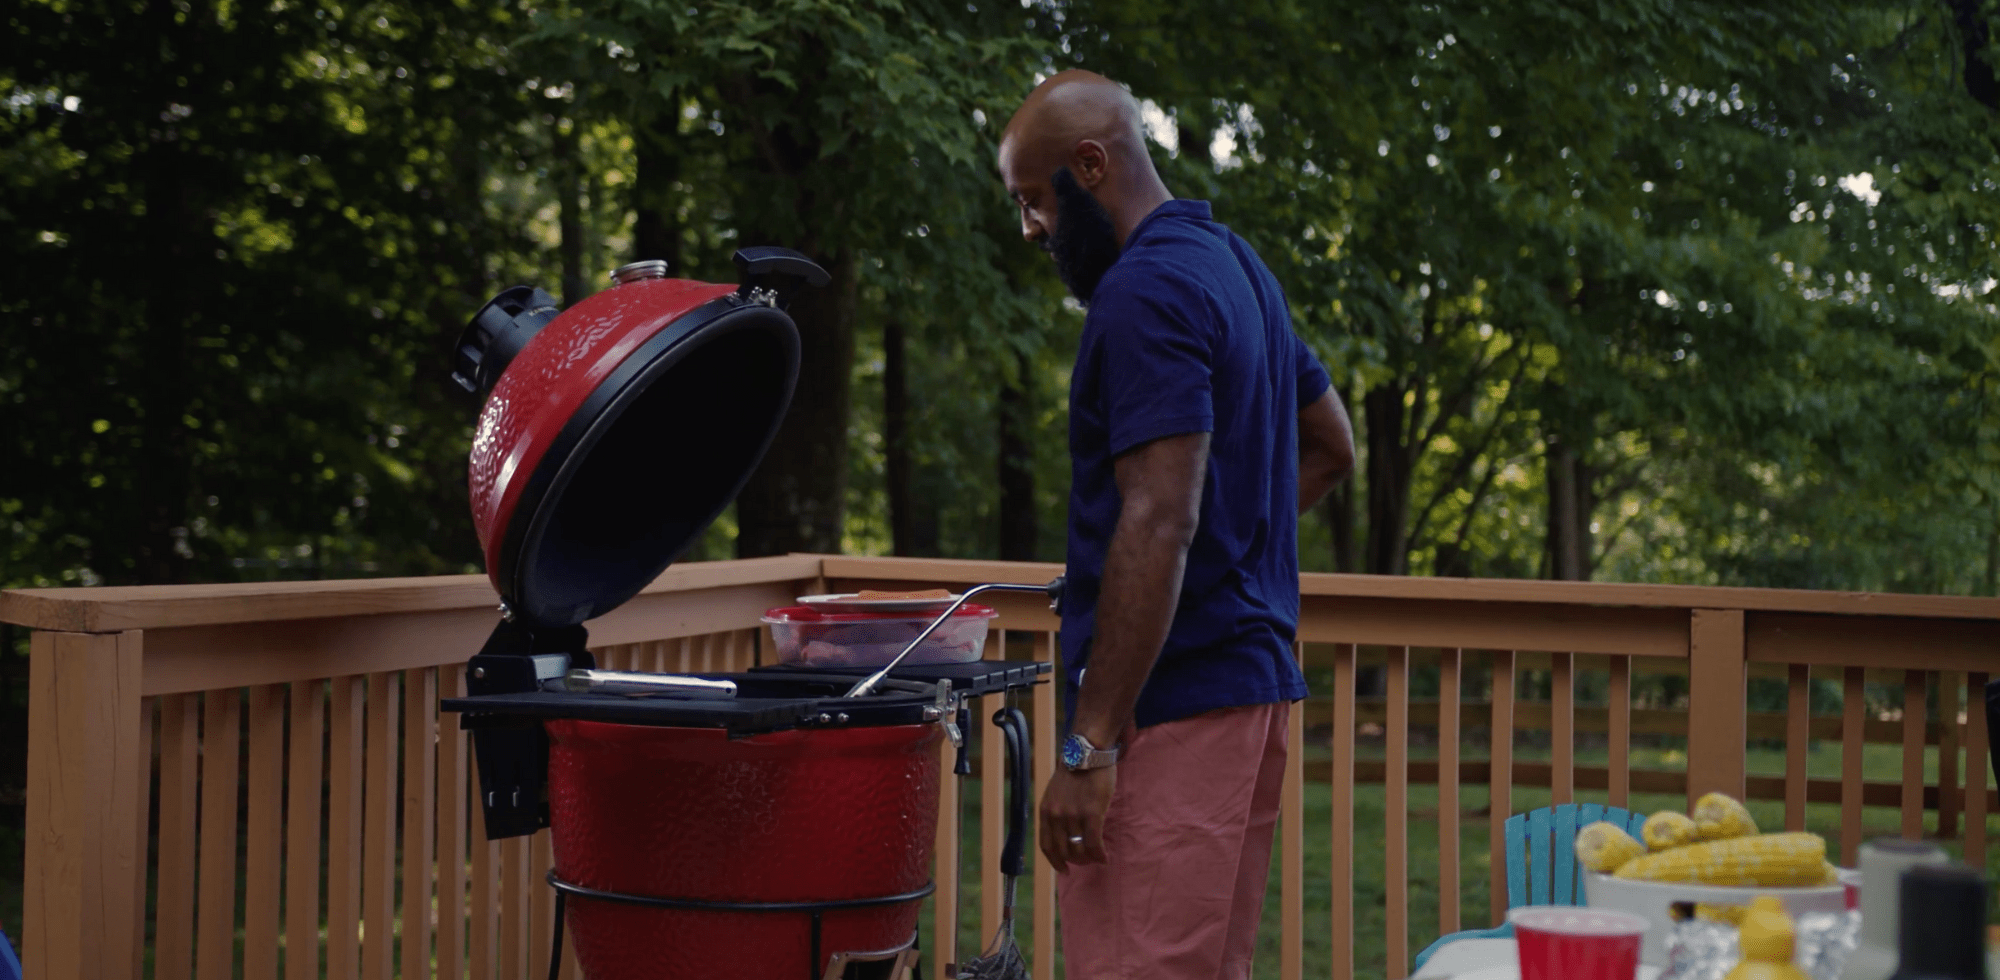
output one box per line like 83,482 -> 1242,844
2,0 -> 1996,597
1060,0 -> 2000,587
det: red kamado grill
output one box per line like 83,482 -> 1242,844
439,250 -> 1054,980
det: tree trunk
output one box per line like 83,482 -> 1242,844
130,0 -> 203,584
1327,481 -> 1358,573
1543,439 -> 1595,580
1327,383 -> 1361,572
734,251 -> 858,557
1952,0 -> 1998,109
997,353 -> 1038,562
1362,384 -> 1413,575
553,121 -> 587,306
1985,517 -> 1997,596
884,316 -> 920,556
631,135 -> 685,272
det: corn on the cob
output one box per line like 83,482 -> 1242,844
1642,810 -> 1700,850
1612,832 -> 1829,886
1576,821 -> 1647,872
1694,902 -> 1750,926
1692,792 -> 1759,841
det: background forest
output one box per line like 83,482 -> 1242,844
1,1 -> 1998,798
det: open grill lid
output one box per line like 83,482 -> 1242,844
457,248 -> 829,628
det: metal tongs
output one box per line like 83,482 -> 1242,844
546,669 -> 738,699
841,577 -> 1063,698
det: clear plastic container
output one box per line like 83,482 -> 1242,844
762,604 -> 998,667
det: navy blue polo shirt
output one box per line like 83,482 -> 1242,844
1063,199 -> 1330,729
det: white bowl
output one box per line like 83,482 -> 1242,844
1582,872 -> 1846,965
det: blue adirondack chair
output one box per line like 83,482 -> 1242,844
0,921 -> 20,980
1411,802 -> 1649,973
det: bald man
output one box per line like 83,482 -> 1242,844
999,71 -> 1355,979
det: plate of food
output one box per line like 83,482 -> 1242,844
795,589 -> 963,612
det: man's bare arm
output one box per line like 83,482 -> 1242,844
1298,388 -> 1355,514
1068,431 -> 1210,752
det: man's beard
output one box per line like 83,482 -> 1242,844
1045,166 -> 1121,305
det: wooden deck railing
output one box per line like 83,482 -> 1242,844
5,555 -> 1999,980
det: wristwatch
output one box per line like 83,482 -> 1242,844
1060,733 -> 1120,771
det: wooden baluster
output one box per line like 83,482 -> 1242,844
1489,650 -> 1516,926
244,684 -> 286,980
403,668 -> 438,980
1966,672 -> 1989,866
362,673 -> 398,980
327,676 -> 365,980
1031,632 -> 1057,980
981,632 -> 1004,948
1938,673 -> 1961,839
530,832 -> 555,980
1785,664 -> 1811,831
1386,646 -> 1410,978
1902,670 -> 1926,840
1551,652 -> 1574,806
1437,648 -> 1462,938
1686,610 -> 1747,807
1330,643 -> 1357,980
1607,655 -> 1631,809
286,681 -> 326,980
196,687 -> 244,980
133,697 -> 154,980
1841,667 -> 1866,865
468,773 -> 498,980
933,719 -> 960,980
500,836 -> 531,980
156,693 -> 201,980
437,666 -> 468,980
1281,643 -> 1306,980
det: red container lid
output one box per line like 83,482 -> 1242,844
762,604 -> 997,623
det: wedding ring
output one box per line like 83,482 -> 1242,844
1068,835 -> 1085,844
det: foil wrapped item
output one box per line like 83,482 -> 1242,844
1661,916 -> 1740,980
1792,910 -> 1860,980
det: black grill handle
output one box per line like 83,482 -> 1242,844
733,246 -> 829,311
995,706 -> 1032,878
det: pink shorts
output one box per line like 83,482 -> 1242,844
1056,701 -> 1290,980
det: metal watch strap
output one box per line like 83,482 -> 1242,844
1064,734 -> 1120,771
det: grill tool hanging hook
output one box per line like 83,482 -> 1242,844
841,577 -> 1062,698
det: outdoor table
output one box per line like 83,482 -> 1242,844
1413,936 -> 1663,979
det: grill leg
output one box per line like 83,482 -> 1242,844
547,889 -> 567,980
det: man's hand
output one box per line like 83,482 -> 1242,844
1039,766 -> 1117,872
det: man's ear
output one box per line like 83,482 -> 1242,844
1071,139 -> 1109,189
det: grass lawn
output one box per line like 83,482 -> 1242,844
1,736 -> 1993,978
930,737 -> 2000,980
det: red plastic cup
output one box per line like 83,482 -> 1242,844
1508,907 -> 1647,980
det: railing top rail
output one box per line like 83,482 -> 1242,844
9,552 -> 2000,635
0,554 -> 824,632
1292,570 -> 2000,620
823,556 -> 2000,621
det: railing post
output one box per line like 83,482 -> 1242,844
23,628 -> 146,980
1686,609 -> 1747,807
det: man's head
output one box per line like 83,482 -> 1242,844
999,70 -> 1172,303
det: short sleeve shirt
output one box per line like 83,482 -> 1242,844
1063,199 -> 1331,728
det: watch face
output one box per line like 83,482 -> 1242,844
1061,735 -> 1088,769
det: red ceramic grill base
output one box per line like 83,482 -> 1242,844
546,719 -> 943,979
